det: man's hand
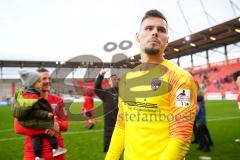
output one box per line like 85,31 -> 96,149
53,121 -> 60,133
45,128 -> 59,137
99,69 -> 107,76
48,112 -> 54,119
45,122 -> 60,137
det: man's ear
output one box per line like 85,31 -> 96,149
135,32 -> 140,43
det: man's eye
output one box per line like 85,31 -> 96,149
158,27 -> 166,33
145,27 -> 152,31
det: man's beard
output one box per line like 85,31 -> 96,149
144,47 -> 160,55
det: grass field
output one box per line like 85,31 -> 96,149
0,100 -> 240,160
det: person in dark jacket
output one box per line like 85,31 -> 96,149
94,69 -> 119,152
195,80 -> 213,152
13,69 -> 67,160
191,120 -> 199,144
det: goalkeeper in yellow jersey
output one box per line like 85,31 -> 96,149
105,9 -> 197,160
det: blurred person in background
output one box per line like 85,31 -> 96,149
13,68 -> 68,160
233,71 -> 240,111
82,92 -> 95,129
191,120 -> 199,144
12,69 -> 67,160
94,70 -> 119,152
233,71 -> 240,143
195,80 -> 213,152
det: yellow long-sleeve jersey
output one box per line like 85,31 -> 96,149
105,59 -> 197,160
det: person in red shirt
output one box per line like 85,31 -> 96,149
233,71 -> 240,111
233,71 -> 240,143
82,93 -> 95,129
237,94 -> 240,112
14,68 -> 68,160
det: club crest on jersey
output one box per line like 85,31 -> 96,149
151,78 -> 162,91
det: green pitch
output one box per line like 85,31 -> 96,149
0,100 -> 240,160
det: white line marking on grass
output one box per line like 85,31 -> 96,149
208,116 -> 240,122
0,137 -> 24,141
0,129 -> 13,133
63,129 -> 103,135
0,129 -> 103,142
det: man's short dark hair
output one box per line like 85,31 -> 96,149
141,9 -> 167,24
233,71 -> 240,81
37,67 -> 49,73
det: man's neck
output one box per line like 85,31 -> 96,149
41,91 -> 49,99
140,52 -> 164,64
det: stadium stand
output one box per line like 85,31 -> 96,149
191,58 -> 240,99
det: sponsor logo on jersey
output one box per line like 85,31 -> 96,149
176,89 -> 190,107
123,101 -> 158,109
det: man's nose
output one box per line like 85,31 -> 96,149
151,28 -> 158,37
43,79 -> 50,84
45,78 -> 50,83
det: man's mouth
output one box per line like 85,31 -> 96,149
149,39 -> 160,44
